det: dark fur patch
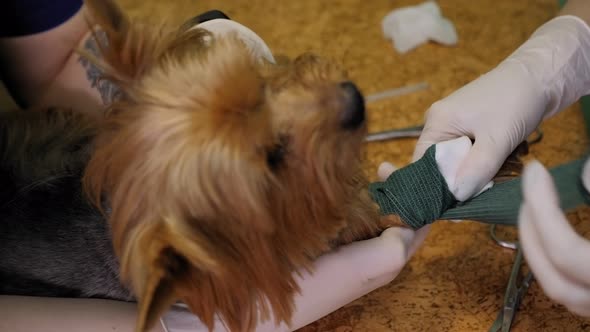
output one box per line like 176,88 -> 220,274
0,109 -> 132,301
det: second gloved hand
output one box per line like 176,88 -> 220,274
518,160 -> 590,317
414,15 -> 590,201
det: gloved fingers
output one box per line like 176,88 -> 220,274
412,107 -> 462,162
362,227 -> 415,281
452,137 -> 509,201
377,162 -> 397,181
412,135 -> 436,163
570,305 -> 590,320
238,228 -> 413,332
520,161 -> 590,286
519,203 -> 590,317
283,227 -> 414,330
306,227 -> 412,285
433,136 -> 490,199
406,224 -> 430,257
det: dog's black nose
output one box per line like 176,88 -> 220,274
339,81 -> 365,130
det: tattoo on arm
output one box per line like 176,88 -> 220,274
78,29 -> 122,105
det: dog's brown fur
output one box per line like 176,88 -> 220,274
80,1 -> 382,331
44,1 -> 529,330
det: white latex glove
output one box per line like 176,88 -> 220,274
161,164 -> 430,332
518,160 -> 590,317
414,15 -> 590,201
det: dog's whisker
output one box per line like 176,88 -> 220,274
0,172 -> 78,210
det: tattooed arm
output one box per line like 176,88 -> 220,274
0,4 -> 118,115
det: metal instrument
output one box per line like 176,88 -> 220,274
488,227 -> 535,332
487,125 -> 543,331
365,125 -> 424,142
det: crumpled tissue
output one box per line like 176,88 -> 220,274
381,1 -> 458,54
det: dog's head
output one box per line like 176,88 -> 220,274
82,1 -> 374,331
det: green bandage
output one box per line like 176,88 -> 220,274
368,145 -> 456,229
440,157 -> 590,224
368,145 -> 590,229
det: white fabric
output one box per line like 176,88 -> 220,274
414,15 -> 590,202
381,1 -> 458,54
192,19 -> 275,63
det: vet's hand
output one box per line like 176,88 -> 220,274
161,162 -> 429,331
414,14 -> 590,202
413,59 -> 545,201
518,160 -> 590,317
271,161 -> 429,330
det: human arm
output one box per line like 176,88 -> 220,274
412,0 -> 590,201
0,224 -> 421,332
160,163 -> 428,331
0,295 -> 164,332
0,165 -> 425,332
160,228 -> 424,332
0,1 -> 115,115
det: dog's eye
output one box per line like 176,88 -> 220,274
266,135 -> 289,170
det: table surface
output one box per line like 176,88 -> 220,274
116,0 -> 590,330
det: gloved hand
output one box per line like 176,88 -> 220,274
518,160 -> 590,317
161,164 -> 430,331
413,15 -> 590,201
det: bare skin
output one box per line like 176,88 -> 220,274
0,5 -> 114,115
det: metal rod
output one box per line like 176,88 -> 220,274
365,125 -> 424,142
365,82 -> 429,103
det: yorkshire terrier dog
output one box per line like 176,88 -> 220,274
0,1 -> 386,331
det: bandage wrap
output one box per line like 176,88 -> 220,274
369,145 -> 456,229
369,145 -> 590,230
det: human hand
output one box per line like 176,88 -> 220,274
161,162 -> 429,331
269,162 -> 429,330
413,15 -> 590,202
518,160 -> 590,317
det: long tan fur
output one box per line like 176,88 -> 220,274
81,1 -> 381,331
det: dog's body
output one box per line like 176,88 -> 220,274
0,1 -> 384,331
0,109 -> 132,301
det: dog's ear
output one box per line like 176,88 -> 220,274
134,251 -> 182,332
129,222 -> 221,332
84,0 -> 128,34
